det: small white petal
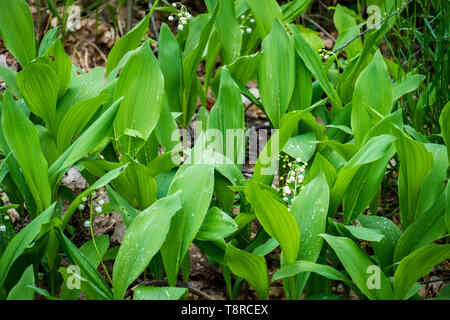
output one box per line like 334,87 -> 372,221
168,15 -> 174,21
178,24 -> 184,30
83,221 -> 91,228
78,204 -> 85,210
250,18 -> 255,23
0,225 -> 6,232
246,27 -> 252,34
98,199 -> 105,206
95,206 -> 102,213
172,2 -> 177,7
82,197 -> 87,202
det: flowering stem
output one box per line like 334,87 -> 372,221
89,196 -> 112,285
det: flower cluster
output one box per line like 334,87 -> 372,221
278,155 -> 308,204
78,189 -> 105,216
239,14 -> 255,34
169,2 -> 193,30
319,48 -> 332,61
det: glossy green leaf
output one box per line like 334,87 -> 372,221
0,203 -> 55,289
272,260 -> 349,283
49,98 -> 122,189
16,62 -> 58,134
439,102 -> 450,165
321,234 -> 394,299
44,39 -> 72,99
393,244 -> 450,300
161,164 -> 215,286
351,50 -> 393,145
290,172 -> 329,297
245,179 -> 300,264
106,14 -> 150,75
290,25 -> 341,113
57,93 -> 110,154
134,286 -> 188,300
208,67 -> 245,163
114,43 -> 164,156
7,265 -> 34,300
247,0 -> 283,38
56,228 -> 112,300
393,74 -> 426,101
2,92 -> 51,213
258,19 -> 295,128
196,207 -> 238,241
225,244 -> 269,299
358,215 -> 401,272
393,127 -> 433,228
113,191 -> 182,299
0,0 -> 36,66
158,24 -> 183,113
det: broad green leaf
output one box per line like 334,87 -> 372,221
44,39 -> 72,99
2,92 -> 51,213
106,14 -> 150,75
258,19 -> 295,128
321,234 -> 394,300
208,67 -> 245,163
225,244 -> 269,299
351,50 -> 393,145
393,244 -> 450,300
290,25 -> 341,113
393,127 -> 433,228
393,193 -> 446,262
56,67 -> 106,124
49,98 -> 122,189
0,203 -> 55,288
80,235 -> 110,268
0,66 -> 21,98
345,226 -> 385,242
181,6 -> 219,127
113,192 -> 182,299
125,159 -> 157,209
245,179 -> 300,265
134,286 -> 188,300
16,62 -> 58,134
247,0 -> 283,38
106,185 -> 138,228
196,207 -> 238,241
333,4 -> 362,59
114,43 -> 164,156
57,93 -> 110,154
7,265 -> 34,300
56,228 -> 112,300
205,0 -> 242,64
440,102 -> 450,166
289,53 -> 312,111
282,131 -> 316,163
253,102 -> 325,184
303,153 -> 336,187
272,260 -> 349,283
290,172 -> 329,297
281,0 -> 314,22
0,0 -> 36,66
158,24 -> 183,113
342,147 -> 395,224
329,134 -> 396,216
161,164 -> 215,286
38,27 -> 59,56
358,215 -> 401,272
61,165 -> 128,228
393,74 -> 426,101
416,144 -> 448,216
